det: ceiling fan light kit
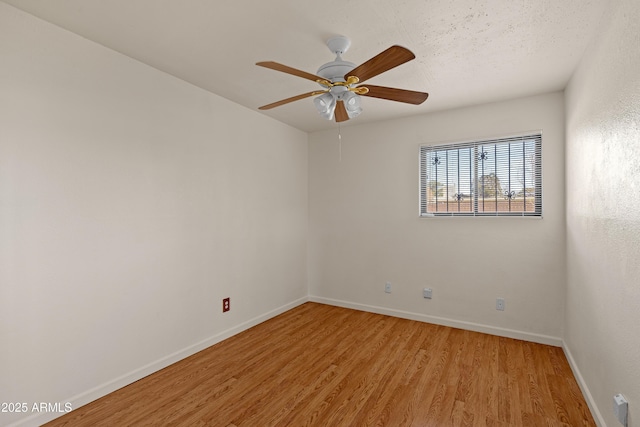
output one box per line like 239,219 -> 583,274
256,36 -> 429,123
314,92 -> 336,120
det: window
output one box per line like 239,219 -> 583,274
420,133 -> 542,217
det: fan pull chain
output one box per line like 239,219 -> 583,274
338,124 -> 342,162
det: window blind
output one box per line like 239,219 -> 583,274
420,134 -> 542,217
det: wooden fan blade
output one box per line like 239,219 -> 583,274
259,90 -> 326,110
334,100 -> 349,122
256,61 -> 326,83
359,85 -> 429,105
346,45 -> 415,83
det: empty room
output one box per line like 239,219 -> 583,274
1,0 -> 638,426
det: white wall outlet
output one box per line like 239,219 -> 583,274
423,288 -> 432,299
613,393 -> 628,426
385,282 -> 392,293
496,298 -> 505,311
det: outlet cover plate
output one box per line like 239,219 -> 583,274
613,393 -> 628,426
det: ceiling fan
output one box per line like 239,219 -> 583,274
256,36 -> 429,123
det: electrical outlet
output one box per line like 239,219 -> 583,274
613,393 -> 628,426
222,298 -> 230,312
496,298 -> 505,311
385,282 -> 392,293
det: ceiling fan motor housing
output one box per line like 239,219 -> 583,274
316,60 -> 356,83
317,35 -> 356,83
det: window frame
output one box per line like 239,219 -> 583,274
419,132 -> 542,218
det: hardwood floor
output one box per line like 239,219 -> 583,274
44,303 -> 595,426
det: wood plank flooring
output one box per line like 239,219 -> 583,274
44,303 -> 595,426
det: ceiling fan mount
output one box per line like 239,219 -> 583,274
256,35 -> 429,123
326,35 -> 352,56
317,36 -> 356,82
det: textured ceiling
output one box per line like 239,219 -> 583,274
2,0 -> 608,133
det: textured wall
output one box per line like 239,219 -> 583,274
565,0 -> 640,425
309,92 -> 566,342
0,4 -> 308,426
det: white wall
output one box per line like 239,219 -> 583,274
565,0 -> 640,425
308,92 -> 566,343
0,4 -> 308,426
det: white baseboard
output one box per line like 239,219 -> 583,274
309,295 -> 563,347
561,341 -> 606,427
9,296 -> 309,427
